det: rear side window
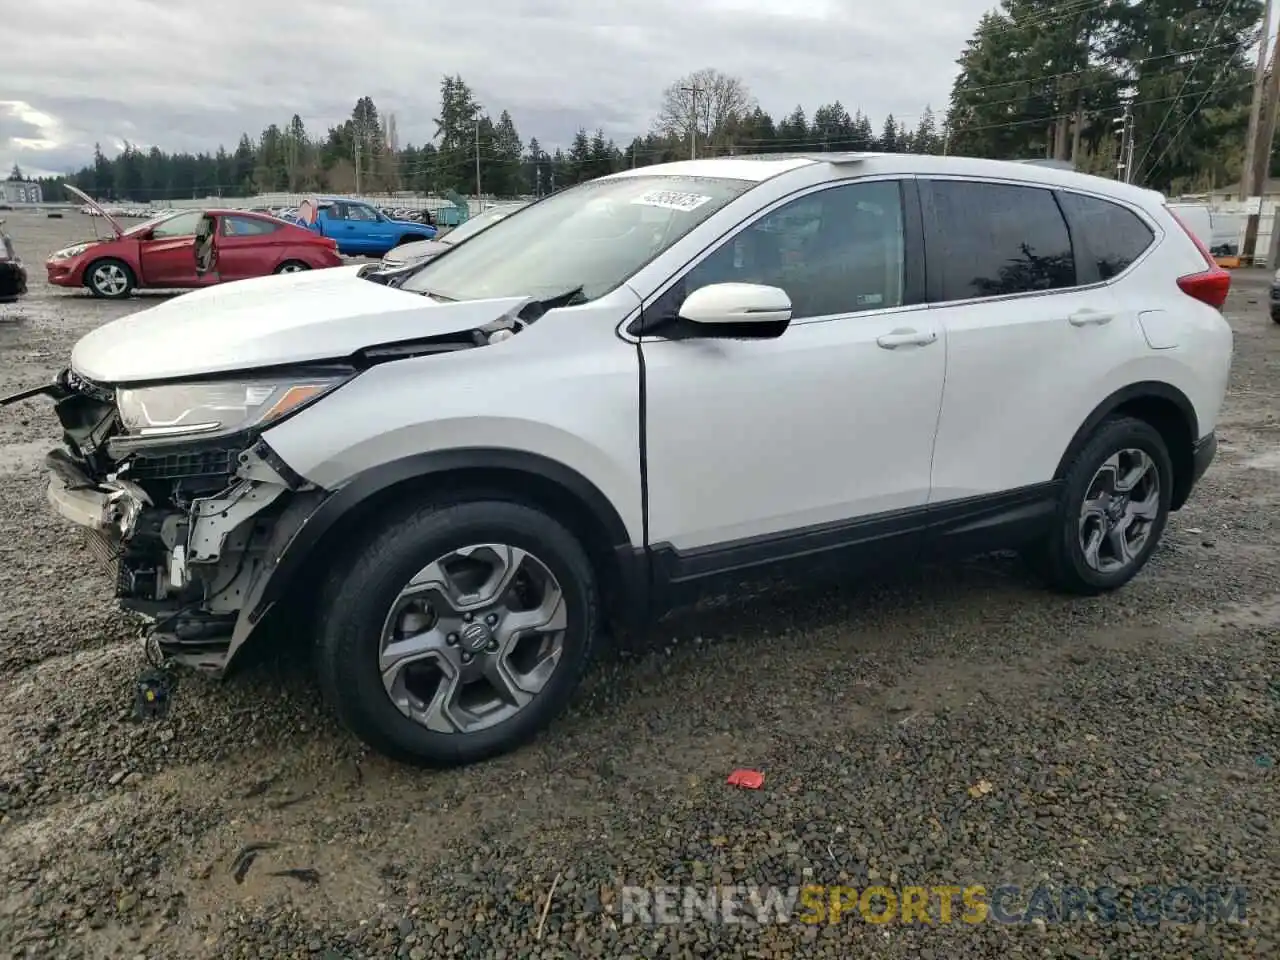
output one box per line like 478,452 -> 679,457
1056,192 -> 1155,281
921,180 -> 1075,301
221,215 -> 280,237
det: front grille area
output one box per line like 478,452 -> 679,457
129,448 -> 238,481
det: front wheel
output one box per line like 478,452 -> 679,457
85,259 -> 135,299
1034,416 -> 1173,595
314,499 -> 600,767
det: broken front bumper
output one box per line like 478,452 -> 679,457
47,449 -> 146,535
42,443 -> 322,674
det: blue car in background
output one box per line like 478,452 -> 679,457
295,196 -> 437,257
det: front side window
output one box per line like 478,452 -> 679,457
347,204 -> 379,222
149,210 -> 205,239
684,180 -> 906,320
921,180 -> 1075,301
399,175 -> 753,303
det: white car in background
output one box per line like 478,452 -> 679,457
5,152 -> 1233,768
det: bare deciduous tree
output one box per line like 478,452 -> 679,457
655,69 -> 754,151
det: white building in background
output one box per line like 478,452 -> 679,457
1,180 -> 42,204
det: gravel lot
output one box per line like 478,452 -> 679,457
0,209 -> 1276,959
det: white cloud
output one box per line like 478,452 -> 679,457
4,0 -> 990,176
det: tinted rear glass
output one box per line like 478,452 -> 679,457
921,180 -> 1075,300
1056,192 -> 1155,280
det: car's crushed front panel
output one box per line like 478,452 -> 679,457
41,368 -> 318,673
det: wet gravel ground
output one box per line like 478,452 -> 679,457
0,210 -> 1276,959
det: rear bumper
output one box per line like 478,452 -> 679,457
1191,431 -> 1217,488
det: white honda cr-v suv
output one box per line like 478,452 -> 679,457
4,152 -> 1233,767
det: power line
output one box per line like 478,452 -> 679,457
1132,0 -> 1237,177
1138,38 -> 1255,182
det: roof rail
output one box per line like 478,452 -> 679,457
731,151 -> 870,164
1013,158 -> 1075,170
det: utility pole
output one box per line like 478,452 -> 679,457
474,116 -> 483,211
1241,0 -> 1278,262
1254,43 -> 1280,193
1241,0 -> 1275,201
353,136 -> 362,195
681,83 -> 701,159
1125,116 -> 1136,184
1113,105 -> 1134,182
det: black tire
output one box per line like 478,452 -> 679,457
314,499 -> 600,767
1035,416 -> 1174,595
1271,309 -> 1280,325
274,260 -> 310,274
84,258 -> 135,299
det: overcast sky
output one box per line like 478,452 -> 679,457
5,0 -> 1000,179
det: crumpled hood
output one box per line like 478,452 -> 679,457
70,264 -> 531,384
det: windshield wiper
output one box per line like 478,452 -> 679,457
519,286 -> 586,322
538,286 -> 586,308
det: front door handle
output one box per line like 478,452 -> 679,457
1068,309 -> 1114,326
876,328 -> 937,349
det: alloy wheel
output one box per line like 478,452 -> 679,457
1077,448 -> 1161,573
378,543 -> 568,734
91,263 -> 128,296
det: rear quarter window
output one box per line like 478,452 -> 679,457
1055,192 -> 1155,282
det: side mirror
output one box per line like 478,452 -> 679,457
193,214 -> 218,276
677,282 -> 792,338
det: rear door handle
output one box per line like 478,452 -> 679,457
1068,309 -> 1114,326
876,328 -> 937,349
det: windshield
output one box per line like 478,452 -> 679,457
122,211 -> 184,237
441,204 -> 525,245
400,175 -> 753,302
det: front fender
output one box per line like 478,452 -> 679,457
225,445 -> 638,666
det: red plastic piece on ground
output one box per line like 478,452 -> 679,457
726,769 -> 765,789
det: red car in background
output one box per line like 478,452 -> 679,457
48,184 -> 343,299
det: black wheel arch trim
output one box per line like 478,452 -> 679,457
1054,381 -> 1199,480
246,447 -> 636,627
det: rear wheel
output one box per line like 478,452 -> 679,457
275,260 -> 310,274
1034,416 -> 1173,595
314,499 -> 599,767
85,259 -> 135,299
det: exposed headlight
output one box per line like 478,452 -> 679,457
116,373 -> 348,442
52,243 -> 91,260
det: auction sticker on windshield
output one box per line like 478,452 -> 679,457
631,191 -> 713,212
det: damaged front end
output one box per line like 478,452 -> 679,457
7,293 -> 543,675
37,367 -> 333,674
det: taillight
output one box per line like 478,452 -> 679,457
1167,206 -> 1231,309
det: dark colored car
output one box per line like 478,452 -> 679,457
0,219 -> 28,302
1271,271 -> 1280,324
